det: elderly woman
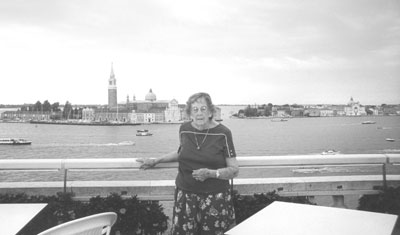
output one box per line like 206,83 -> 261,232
137,92 -> 239,235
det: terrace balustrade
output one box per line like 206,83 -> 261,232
1,154 -> 400,208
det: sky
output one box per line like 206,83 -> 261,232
0,0 -> 399,106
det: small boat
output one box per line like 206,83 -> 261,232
271,118 -> 288,122
0,138 -> 32,145
386,138 -> 395,142
137,129 -> 149,133
321,149 -> 340,155
136,130 -> 152,136
136,132 -> 153,136
362,121 -> 376,124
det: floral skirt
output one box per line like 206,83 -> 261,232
170,187 -> 236,235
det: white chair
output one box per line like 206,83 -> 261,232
37,212 -> 117,235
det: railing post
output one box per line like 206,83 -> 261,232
63,169 -> 68,194
382,163 -> 387,190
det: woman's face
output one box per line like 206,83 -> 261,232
190,97 -> 212,128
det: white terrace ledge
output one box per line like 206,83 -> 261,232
1,154 -> 400,208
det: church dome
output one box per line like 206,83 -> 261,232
145,89 -> 157,101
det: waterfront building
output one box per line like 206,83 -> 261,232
82,108 -> 95,121
344,97 -> 366,116
91,87 -> 184,123
97,63 -> 184,123
276,109 -> 287,117
288,105 -> 305,117
0,111 -> 51,121
126,89 -> 182,123
108,63 -> 117,110
304,109 -> 321,117
0,108 -> 18,115
271,106 -> 277,116
331,105 -> 346,116
290,109 -> 304,117
381,105 -> 400,115
101,64 -> 224,123
164,99 -> 181,122
319,109 -> 335,117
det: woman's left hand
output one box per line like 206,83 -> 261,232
192,168 -> 210,182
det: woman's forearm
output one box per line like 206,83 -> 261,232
220,166 -> 239,179
193,157 -> 239,181
155,151 -> 179,164
216,157 -> 239,180
137,151 -> 178,169
209,166 -> 239,180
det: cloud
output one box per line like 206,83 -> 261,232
0,0 -> 399,105
163,0 -> 234,25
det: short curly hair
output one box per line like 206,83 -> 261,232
185,92 -> 216,120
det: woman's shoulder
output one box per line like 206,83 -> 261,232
179,121 -> 193,131
213,122 -> 232,134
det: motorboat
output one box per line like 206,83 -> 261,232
136,130 -> 152,136
321,149 -> 340,155
271,118 -> 288,122
0,138 -> 32,145
137,129 -> 149,133
136,132 -> 152,136
362,121 -> 376,124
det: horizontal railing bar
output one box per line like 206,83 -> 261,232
0,159 -> 64,169
1,154 -> 398,171
2,175 -> 399,188
68,169 -> 142,172
386,154 -> 400,163
234,175 -> 400,184
240,163 -> 384,169
72,195 -> 176,202
276,190 -> 382,197
71,189 -> 384,201
238,154 -> 389,166
0,169 -> 60,172
1,154 -> 398,209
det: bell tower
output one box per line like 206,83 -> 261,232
108,63 -> 117,109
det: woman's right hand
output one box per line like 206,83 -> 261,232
136,158 -> 158,170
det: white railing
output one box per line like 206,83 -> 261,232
1,154 -> 400,208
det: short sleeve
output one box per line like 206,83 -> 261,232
224,129 -> 236,158
177,124 -> 183,154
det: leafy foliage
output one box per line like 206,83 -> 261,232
7,188 -> 399,234
358,186 -> 400,214
358,186 -> 400,229
0,192 -> 168,235
233,190 -> 314,224
0,192 -> 85,235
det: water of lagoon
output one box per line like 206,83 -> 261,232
1,116 -> 399,182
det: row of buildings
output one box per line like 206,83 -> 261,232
0,64 -> 221,123
0,89 -> 198,124
1,64 -> 399,123
81,89 -> 188,123
235,97 -> 400,119
96,64 -> 185,123
2,95 -> 399,123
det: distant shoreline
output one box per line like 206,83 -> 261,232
29,120 -> 141,126
0,115 -> 394,126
